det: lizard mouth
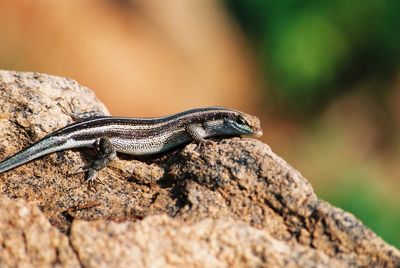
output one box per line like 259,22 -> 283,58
253,129 -> 263,137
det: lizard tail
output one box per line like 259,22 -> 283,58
0,136 -> 72,174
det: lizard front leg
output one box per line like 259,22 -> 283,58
84,137 -> 117,186
185,124 -> 213,147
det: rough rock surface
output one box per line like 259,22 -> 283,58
0,70 -> 399,267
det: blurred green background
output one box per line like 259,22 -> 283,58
228,0 -> 400,114
0,0 -> 399,248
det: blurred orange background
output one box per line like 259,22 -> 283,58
0,0 -> 399,247
0,1 -> 261,115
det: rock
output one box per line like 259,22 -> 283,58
0,197 -> 79,267
0,70 -> 399,267
70,215 -> 341,268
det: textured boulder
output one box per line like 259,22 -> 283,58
0,70 -> 399,267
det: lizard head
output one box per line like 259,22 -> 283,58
203,109 -> 263,138
225,112 -> 263,137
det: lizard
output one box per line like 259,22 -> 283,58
0,107 -> 262,184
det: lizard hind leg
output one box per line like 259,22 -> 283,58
84,137 -> 117,187
71,111 -> 106,121
57,102 -> 106,122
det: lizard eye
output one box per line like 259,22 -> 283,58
236,116 -> 247,125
